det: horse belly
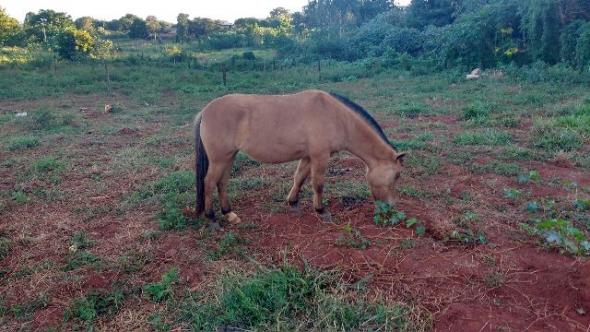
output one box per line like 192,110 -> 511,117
239,130 -> 307,164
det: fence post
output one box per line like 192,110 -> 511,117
318,59 -> 321,81
222,64 -> 227,87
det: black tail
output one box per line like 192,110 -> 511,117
194,114 -> 208,216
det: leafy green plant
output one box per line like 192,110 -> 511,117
32,156 -> 64,174
144,268 -> 180,302
335,224 -> 371,249
536,219 -> 589,255
373,201 -> 406,226
10,294 -> 49,320
404,217 -> 426,236
573,199 -> 590,212
64,251 -> 100,271
517,170 -> 542,184
447,229 -> 487,246
503,188 -> 522,200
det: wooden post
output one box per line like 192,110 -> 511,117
318,59 -> 321,81
104,61 -> 112,96
222,64 -> 227,87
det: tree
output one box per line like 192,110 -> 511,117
576,23 -> 590,70
24,9 -> 74,43
146,15 -> 161,40
407,0 -> 456,28
56,27 -> 94,60
189,17 -> 219,42
176,13 -> 190,42
75,16 -> 94,31
524,0 -> 562,65
129,18 -> 149,39
0,7 -> 21,46
119,14 -> 140,32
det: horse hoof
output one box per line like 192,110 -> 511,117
224,212 -> 241,224
208,221 -> 223,232
318,211 -> 333,223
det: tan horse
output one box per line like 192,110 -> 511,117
194,90 -> 405,229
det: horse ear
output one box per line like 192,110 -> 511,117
396,152 -> 407,164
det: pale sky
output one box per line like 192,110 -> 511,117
3,0 -> 411,23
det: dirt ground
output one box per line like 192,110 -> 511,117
1,92 -> 589,331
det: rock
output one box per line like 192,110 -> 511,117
15,112 -> 28,117
466,68 -> 481,80
104,104 -> 113,113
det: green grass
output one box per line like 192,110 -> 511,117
65,289 -> 125,327
178,264 -> 429,331
6,136 -> 40,151
144,268 -> 180,302
454,129 -> 512,146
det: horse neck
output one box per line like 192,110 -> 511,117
342,113 -> 395,169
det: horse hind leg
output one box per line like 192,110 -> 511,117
286,158 -> 310,214
218,161 -> 241,224
203,161 -> 228,230
310,154 -> 332,223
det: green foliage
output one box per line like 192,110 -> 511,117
6,136 -> 40,151
335,224 -> 371,249
144,267 -> 179,302
209,232 -> 246,260
374,201 -> 406,226
0,7 -> 21,46
573,199 -> 590,212
181,265 -> 424,331
503,188 -> 522,200
129,18 -> 149,39
56,28 -> 94,60
535,219 -> 590,255
532,122 -> 583,152
10,294 -> 49,320
32,156 -> 64,174
70,232 -> 94,250
66,289 -> 125,325
64,251 -> 100,271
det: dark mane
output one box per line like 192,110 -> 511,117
329,92 -> 394,149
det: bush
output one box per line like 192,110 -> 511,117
56,28 -> 94,60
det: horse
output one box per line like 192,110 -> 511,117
194,90 -> 406,229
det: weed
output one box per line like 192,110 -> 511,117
65,289 -> 125,326
406,154 -> 441,176
573,199 -> 590,212
532,122 -> 582,152
6,136 -> 40,151
526,201 -> 540,213
462,102 -> 492,121
447,229 -> 487,246
330,181 -> 370,206
10,294 -> 49,320
64,251 -> 100,271
373,201 -> 406,226
400,238 -> 414,249
32,156 -> 64,174
70,232 -> 94,251
504,188 -> 522,200
535,219 -> 589,255
144,267 -> 180,302
484,272 -> 505,288
405,217 -> 426,236
209,232 -> 246,260
335,224 -> 371,249
517,170 -> 542,184
10,190 -> 28,204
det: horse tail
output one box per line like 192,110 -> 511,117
194,113 -> 208,216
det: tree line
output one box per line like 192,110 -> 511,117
1,0 -> 590,70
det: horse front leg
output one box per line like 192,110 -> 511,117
310,154 -> 331,223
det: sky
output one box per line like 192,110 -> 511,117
3,0 -> 411,23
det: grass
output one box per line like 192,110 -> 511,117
454,129 -> 512,146
6,136 -> 40,151
65,289 -> 125,327
178,264 -> 430,331
144,268 -> 180,302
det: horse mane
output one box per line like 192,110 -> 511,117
329,92 -> 395,149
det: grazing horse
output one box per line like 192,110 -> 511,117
194,90 -> 405,229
